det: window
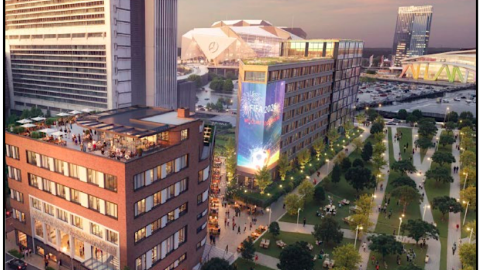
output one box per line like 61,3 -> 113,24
167,210 -> 175,224
56,183 -> 66,198
178,227 -> 186,244
165,160 -> 174,176
105,174 -> 117,192
151,219 -> 161,232
135,228 -> 146,243
91,223 -> 103,238
179,178 -> 188,194
245,71 -> 265,82
10,189 -> 24,203
7,166 -> 21,181
179,203 -> 188,216
54,159 -> 64,174
197,208 -> 207,220
88,195 -> 101,212
13,209 -> 25,223
70,189 -> 80,204
27,151 -> 37,164
57,209 -> 68,222
6,145 -> 19,159
198,170 -> 204,183
159,131 -> 169,141
41,155 -> 50,169
87,169 -> 99,185
105,202 -> 118,218
135,199 -> 146,217
42,179 -> 52,193
35,220 -> 43,238
46,224 -> 56,243
178,155 -> 188,170
106,230 -> 118,245
180,129 -> 188,141
166,185 -> 175,201
71,215 -> 83,229
134,173 -> 145,190
136,254 -> 146,270
153,191 -> 161,207
165,235 -> 174,255
197,194 -> 202,205
31,198 -> 42,210
69,164 -> 79,178
44,203 -> 54,216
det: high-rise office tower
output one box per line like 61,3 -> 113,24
392,5 -> 433,66
5,0 -> 178,113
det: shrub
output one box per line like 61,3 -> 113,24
314,185 -> 326,202
8,249 -> 23,258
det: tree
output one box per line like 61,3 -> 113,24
397,109 -> 408,120
460,166 -> 477,188
298,180 -> 314,206
439,133 -> 455,146
460,186 -> 476,211
361,141 -> 373,161
332,244 -> 362,270
352,137 -> 363,152
458,119 -> 473,129
431,151 -> 456,166
390,176 -> 416,189
312,138 -> 326,159
215,100 -> 224,112
425,167 -> 454,184
355,193 -> 374,216
285,193 -> 302,215
349,213 -> 373,233
445,111 -> 459,122
459,243 -> 477,268
417,118 -> 438,138
406,114 -> 417,124
370,122 -> 384,134
352,158 -> 364,168
460,126 -> 474,138
445,121 -> 456,132
201,258 -> 233,270
373,132 -> 385,144
311,216 -> 344,244
343,119 -> 354,137
277,155 -> 292,181
222,79 -> 234,92
345,167 -> 376,193
460,137 -> 475,152
373,141 -> 387,157
398,264 -> 423,270
331,164 -> 341,185
225,71 -> 236,80
225,138 -> 236,182
327,128 -> 340,148
187,74 -> 202,88
415,137 -> 434,150
432,196 -> 462,220
412,109 -> 423,119
314,185 -> 326,202
460,150 -> 476,168
241,238 -> 255,261
371,154 -> 387,177
465,220 -> 476,238
391,185 -> 421,213
391,160 -> 417,175
366,109 -> 379,121
459,111 -> 474,121
277,241 -> 314,270
297,149 -> 311,170
355,113 -> 366,124
400,219 -> 439,245
367,234 -> 403,262
269,221 -> 280,238
255,166 -> 272,194
341,158 -> 351,171
334,151 -> 347,165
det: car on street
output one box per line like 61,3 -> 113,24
8,259 -> 27,270
386,119 -> 400,126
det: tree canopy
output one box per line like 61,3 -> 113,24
460,151 -> 476,168
412,109 -> 423,119
277,241 -> 314,270
460,186 -> 476,211
311,216 -> 344,244
439,133 -> 455,146
298,180 -> 315,206
297,149 -> 311,170
361,141 -> 373,161
445,111 -> 459,122
431,151 -> 456,166
400,219 -> 439,245
285,193 -> 302,215
352,158 -> 364,168
355,113 -> 366,124
278,155 -> 292,181
341,158 -> 352,171
425,167 -> 454,184
367,234 -> 403,261
432,196 -> 462,220
397,109 -> 408,120
352,137 -> 364,152
332,244 -> 362,270
391,160 -> 417,175
331,164 -> 341,185
201,258 -> 232,270
314,185 -> 326,202
241,238 -> 255,261
459,243 -> 477,268
312,138 -> 326,159
390,176 -> 417,189
370,122 -> 384,134
269,221 -> 280,238
345,167 -> 376,193
255,166 -> 272,194
391,185 -> 421,213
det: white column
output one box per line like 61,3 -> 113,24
63,162 -> 69,176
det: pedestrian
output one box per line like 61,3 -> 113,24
303,217 -> 306,227
227,218 -> 230,226
393,229 -> 396,235
226,245 -> 228,253
255,254 -> 258,263
452,246 -> 456,255
213,236 -> 216,245
244,226 -> 247,233
237,226 -> 241,234
456,224 -> 459,231
362,242 -> 366,252
371,255 -> 375,265
283,203 -> 285,209
224,217 -> 227,227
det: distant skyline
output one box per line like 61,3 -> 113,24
178,0 -> 476,49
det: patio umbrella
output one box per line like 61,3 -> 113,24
69,110 -> 82,115
56,112 -> 70,117
31,117 -> 46,121
21,123 -> 37,128
17,119 -> 32,124
81,108 -> 94,113
38,128 -> 56,134
51,131 -> 67,137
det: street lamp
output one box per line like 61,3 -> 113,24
397,214 -> 404,239
326,159 -> 330,172
463,173 -> 469,190
467,227 -> 474,243
463,201 -> 470,225
422,205 -> 430,220
267,207 -> 272,226
296,208 -> 302,231
354,225 -> 363,248
443,107 -> 449,123
372,194 -> 377,202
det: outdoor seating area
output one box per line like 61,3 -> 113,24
259,239 -> 270,249
276,240 -> 287,249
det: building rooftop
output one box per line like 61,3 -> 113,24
241,56 -> 330,66
283,38 -> 363,43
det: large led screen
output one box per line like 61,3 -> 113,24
237,81 -> 285,172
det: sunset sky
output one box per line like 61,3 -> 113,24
178,0 -> 476,48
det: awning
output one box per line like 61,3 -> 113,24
21,123 -> 37,128
69,110 -> 82,115
38,128 -> 56,134
17,119 -> 32,124
51,131 -> 67,137
56,112 -> 70,117
31,117 -> 46,121
81,108 -> 94,113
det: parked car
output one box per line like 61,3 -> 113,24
8,259 -> 27,270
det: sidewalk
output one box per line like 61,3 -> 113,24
447,131 -> 462,270
5,231 -> 50,270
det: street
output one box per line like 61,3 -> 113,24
5,254 -> 41,270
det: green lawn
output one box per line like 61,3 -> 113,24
233,257 -> 275,270
396,128 -> 413,162
369,243 -> 427,270
254,231 -> 355,270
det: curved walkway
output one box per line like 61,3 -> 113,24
447,131 -> 462,270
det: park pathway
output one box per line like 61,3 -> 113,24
409,127 -> 442,270
447,131 -> 462,270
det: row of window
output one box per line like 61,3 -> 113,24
6,6 -> 105,21
13,92 -> 108,108
5,0 -> 104,13
284,85 -> 331,108
13,74 -> 107,87
164,253 -> 187,270
12,69 -> 107,81
197,189 -> 209,205
6,144 -> 20,159
7,32 -> 106,40
135,179 -> 188,217
10,189 -> 24,203
29,173 -> 118,219
31,196 -> 118,245
10,44 -> 106,50
283,124 -> 328,159
6,14 -> 106,30
12,208 -> 25,223
135,227 -> 187,270
7,165 -> 22,181
12,64 -> 107,75
133,154 -> 188,190
281,116 -> 329,148
135,203 -> 188,243
26,150 -> 117,192
198,166 -> 210,183
14,85 -> 108,99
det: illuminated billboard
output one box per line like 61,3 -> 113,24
237,81 -> 285,172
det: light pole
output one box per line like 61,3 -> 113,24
397,214 -> 404,239
443,107 -> 449,123
467,227 -> 474,243
422,205 -> 430,220
435,136 -> 439,151
326,159 -> 330,172
372,194 -> 376,202
267,207 -> 272,226
354,225 -> 363,248
296,208 -> 302,231
463,201 -> 470,225
463,173 -> 469,190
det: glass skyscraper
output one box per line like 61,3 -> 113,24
392,5 -> 433,66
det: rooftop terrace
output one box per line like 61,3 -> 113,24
241,56 -> 330,66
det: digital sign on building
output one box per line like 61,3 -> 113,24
237,81 -> 285,172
